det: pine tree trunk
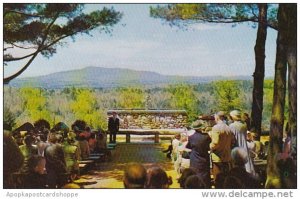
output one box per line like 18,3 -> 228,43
265,4 -> 288,188
286,4 -> 297,161
250,4 -> 268,139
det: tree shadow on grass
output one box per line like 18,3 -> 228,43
80,143 -> 175,188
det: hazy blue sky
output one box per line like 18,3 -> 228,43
5,4 -> 278,78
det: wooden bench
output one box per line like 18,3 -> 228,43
12,172 -> 69,188
87,156 -> 101,161
90,151 -> 111,162
79,160 -> 94,164
79,155 -> 105,173
79,159 -> 96,173
79,163 -> 87,168
90,152 -> 106,156
79,163 -> 88,173
107,143 -> 117,148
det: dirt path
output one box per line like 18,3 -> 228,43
75,142 -> 180,188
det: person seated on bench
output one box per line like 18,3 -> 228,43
44,132 -> 67,188
184,175 -> 206,189
123,163 -> 147,189
3,130 -> 24,188
23,155 -> 47,189
95,130 -> 107,152
19,135 -> 38,173
94,131 -> 111,160
223,147 -> 260,189
63,133 -> 80,181
146,166 -> 172,189
83,126 -> 92,139
88,132 -> 97,153
178,168 -> 196,188
78,134 -> 90,160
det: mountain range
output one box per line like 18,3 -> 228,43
9,66 -> 252,89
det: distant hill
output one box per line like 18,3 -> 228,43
9,66 -> 252,89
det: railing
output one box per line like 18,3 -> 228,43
118,129 -> 184,143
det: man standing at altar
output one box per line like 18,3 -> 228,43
108,111 -> 120,143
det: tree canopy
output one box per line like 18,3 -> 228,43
4,3 -> 122,83
150,3 -> 279,138
150,4 -> 277,30
212,80 -> 245,112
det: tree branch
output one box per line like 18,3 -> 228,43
177,16 -> 258,25
248,4 -> 259,19
10,42 -> 37,50
4,45 -> 14,51
267,23 -> 278,31
4,12 -> 60,62
4,30 -> 82,62
157,4 -> 278,31
4,12 -> 60,83
4,9 -> 44,18
4,51 -> 39,84
4,51 -> 37,62
180,16 -> 278,31
199,18 -> 257,23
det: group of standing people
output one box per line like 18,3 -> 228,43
171,110 -> 259,188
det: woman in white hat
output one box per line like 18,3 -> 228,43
229,110 -> 256,176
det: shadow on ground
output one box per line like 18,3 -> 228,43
74,142 -> 179,188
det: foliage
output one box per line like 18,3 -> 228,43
263,79 -> 288,130
70,89 -> 96,116
4,106 -> 16,131
69,89 -> 107,129
212,80 -> 245,112
19,87 -> 52,123
116,87 -> 146,109
150,4 -> 277,30
147,90 -> 172,109
167,84 -> 199,121
3,4 -> 122,83
196,91 -> 216,115
46,89 -> 70,125
4,86 -> 23,126
4,79 -> 278,131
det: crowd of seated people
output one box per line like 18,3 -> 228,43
4,119 -> 109,189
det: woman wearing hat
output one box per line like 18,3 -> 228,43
186,120 -> 212,188
229,110 -> 256,176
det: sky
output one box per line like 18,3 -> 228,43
4,4 -> 278,78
